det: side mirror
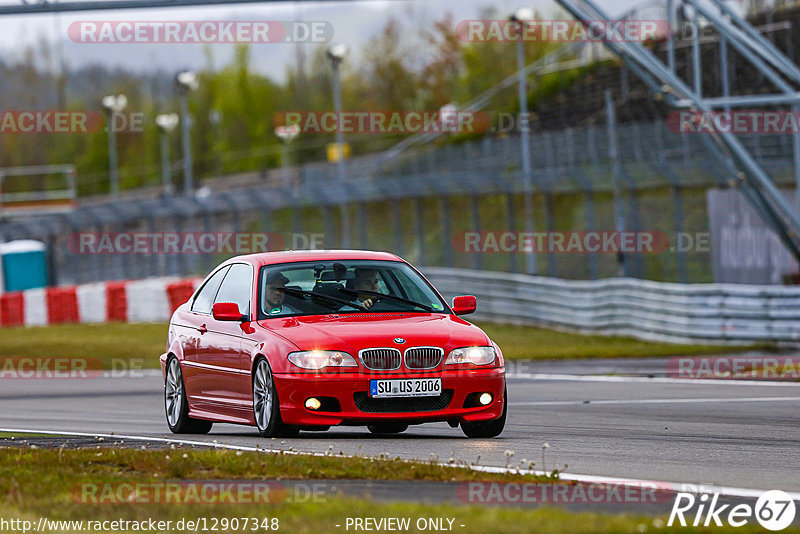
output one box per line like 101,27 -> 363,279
212,302 -> 246,322
451,295 -> 477,315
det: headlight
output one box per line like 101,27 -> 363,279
445,346 -> 496,366
287,350 -> 357,370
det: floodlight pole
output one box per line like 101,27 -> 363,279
175,71 -> 198,196
156,113 -> 179,195
178,92 -> 193,195
513,15 -> 536,274
107,112 -> 120,198
328,46 -> 351,248
102,94 -> 126,199
160,130 -> 172,195
605,89 -> 627,276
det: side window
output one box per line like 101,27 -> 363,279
375,271 -> 389,293
391,269 -> 434,303
214,263 -> 252,316
191,266 -> 230,314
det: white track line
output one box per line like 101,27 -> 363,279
1,427 -> 798,501
512,396 -> 800,406
509,373 -> 800,387
90,371 -> 799,385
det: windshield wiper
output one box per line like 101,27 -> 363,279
282,287 -> 369,311
338,288 -> 436,312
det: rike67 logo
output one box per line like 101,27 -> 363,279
669,490 -> 797,530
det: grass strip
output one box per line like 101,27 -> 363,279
0,322 -> 766,370
1,447 -> 794,534
0,432 -> 68,438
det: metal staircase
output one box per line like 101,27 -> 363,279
555,0 -> 800,260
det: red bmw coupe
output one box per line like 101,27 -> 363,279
160,250 -> 506,438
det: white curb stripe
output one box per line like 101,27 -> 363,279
512,396 -> 800,406
509,373 -> 800,387
23,288 -> 47,327
76,282 -> 107,323
127,278 -> 171,323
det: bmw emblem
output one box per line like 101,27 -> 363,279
394,338 -> 406,344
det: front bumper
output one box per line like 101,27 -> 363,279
274,367 -> 505,426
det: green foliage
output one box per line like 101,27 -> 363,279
1,11 -> 581,197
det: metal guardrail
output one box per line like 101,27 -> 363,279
0,165 -> 77,216
424,267 -> 800,344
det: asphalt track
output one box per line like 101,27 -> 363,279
1,363 -> 799,496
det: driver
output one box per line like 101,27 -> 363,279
264,271 -> 299,316
353,268 -> 381,310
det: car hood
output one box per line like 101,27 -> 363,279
257,312 -> 490,353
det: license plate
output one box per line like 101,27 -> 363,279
369,378 -> 442,398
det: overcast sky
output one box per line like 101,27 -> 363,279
0,0 -> 645,81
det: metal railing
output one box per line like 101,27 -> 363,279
0,165 -> 76,216
2,117 -> 798,287
425,267 -> 800,344
555,0 -> 800,264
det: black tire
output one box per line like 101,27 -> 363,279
461,386 -> 507,438
367,423 -> 408,435
253,358 -> 299,438
165,357 -> 213,434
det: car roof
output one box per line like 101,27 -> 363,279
229,249 -> 405,268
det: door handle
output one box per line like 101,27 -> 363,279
198,324 -> 207,334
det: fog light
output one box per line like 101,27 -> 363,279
479,393 -> 493,406
305,397 -> 321,410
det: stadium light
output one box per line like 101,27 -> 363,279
326,43 -> 351,248
101,94 -> 127,198
509,8 -> 536,275
509,6 -> 535,22
156,113 -> 179,195
175,70 -> 198,195
175,70 -> 199,92
156,113 -> 179,133
326,43 -> 348,65
101,94 -> 127,113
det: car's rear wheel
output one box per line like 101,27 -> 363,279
461,386 -> 506,438
253,358 -> 299,438
367,423 -> 408,435
165,357 -> 213,434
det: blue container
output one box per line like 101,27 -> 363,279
0,240 -> 48,292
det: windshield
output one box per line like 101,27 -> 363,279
257,260 -> 448,319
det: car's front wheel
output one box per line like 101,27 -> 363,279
461,386 -> 506,438
165,357 -> 213,434
253,358 -> 299,438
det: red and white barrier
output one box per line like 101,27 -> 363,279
0,277 -> 201,327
